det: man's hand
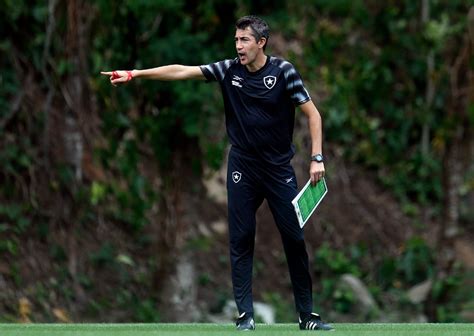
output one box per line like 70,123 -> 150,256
100,70 -> 133,86
310,161 -> 325,185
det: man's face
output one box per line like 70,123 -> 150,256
235,27 -> 264,66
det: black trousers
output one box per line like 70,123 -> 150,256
226,147 -> 313,315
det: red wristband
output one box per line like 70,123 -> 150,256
112,71 -> 120,80
126,70 -> 133,81
111,70 -> 133,81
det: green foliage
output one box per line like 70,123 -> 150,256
314,243 -> 362,277
398,237 -> 435,285
432,263 -> 472,323
0,203 -> 31,259
332,286 -> 355,314
198,272 -> 212,286
90,182 -> 107,205
49,244 -> 67,262
185,237 -> 213,252
315,237 -> 470,321
88,0 -> 229,237
313,243 -> 364,313
90,243 -> 116,267
0,203 -> 31,235
132,299 -> 161,323
304,0 -> 471,209
376,257 -> 398,289
114,290 -> 160,322
261,292 -> 294,323
208,290 -> 232,315
378,237 -> 436,290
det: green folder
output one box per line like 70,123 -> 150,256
292,177 -> 328,228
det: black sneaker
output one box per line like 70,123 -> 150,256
299,313 -> 334,331
236,312 -> 255,331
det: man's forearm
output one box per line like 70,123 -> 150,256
308,111 -> 322,155
299,101 -> 323,155
132,65 -> 204,81
299,100 -> 325,183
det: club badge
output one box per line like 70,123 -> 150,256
263,76 -> 276,89
232,171 -> 242,183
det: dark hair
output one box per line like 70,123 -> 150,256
236,15 -> 270,50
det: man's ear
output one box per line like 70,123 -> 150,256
258,37 -> 267,49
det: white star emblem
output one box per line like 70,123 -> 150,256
232,171 -> 242,183
263,75 -> 276,89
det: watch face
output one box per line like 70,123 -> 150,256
312,154 -> 323,162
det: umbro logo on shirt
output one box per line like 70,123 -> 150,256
263,76 -> 276,89
232,75 -> 243,88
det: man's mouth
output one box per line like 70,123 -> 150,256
238,52 -> 246,61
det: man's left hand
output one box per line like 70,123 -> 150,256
310,161 -> 325,185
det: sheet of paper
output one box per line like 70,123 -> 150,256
292,177 -> 328,228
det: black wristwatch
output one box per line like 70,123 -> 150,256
311,154 -> 324,163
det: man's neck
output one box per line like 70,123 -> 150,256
246,53 -> 267,72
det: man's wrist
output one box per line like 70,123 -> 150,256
124,70 -> 132,81
310,154 -> 324,163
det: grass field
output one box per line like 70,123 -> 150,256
1,323 -> 473,336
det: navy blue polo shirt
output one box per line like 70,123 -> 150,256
200,56 -> 311,165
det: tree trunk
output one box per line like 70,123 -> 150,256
152,133 -> 202,321
61,0 -> 95,308
421,0 -> 434,157
427,6 -> 474,322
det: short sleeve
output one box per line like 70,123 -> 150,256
279,61 -> 311,105
200,59 -> 235,83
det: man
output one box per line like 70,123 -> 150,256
102,15 -> 333,331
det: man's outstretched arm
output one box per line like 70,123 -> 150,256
101,65 -> 205,85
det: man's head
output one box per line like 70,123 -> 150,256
235,15 -> 270,50
235,16 -> 270,68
